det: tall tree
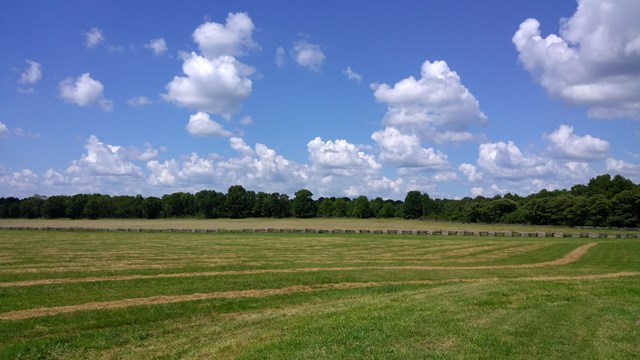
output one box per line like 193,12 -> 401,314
226,185 -> 249,218
42,195 -> 68,218
292,189 -> 317,218
195,190 -> 226,218
403,191 -> 422,219
141,196 -> 163,219
19,195 -> 45,218
350,196 -> 372,218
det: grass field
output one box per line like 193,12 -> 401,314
0,217 -> 636,234
0,228 -> 639,359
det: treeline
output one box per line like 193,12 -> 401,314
1,175 -> 639,227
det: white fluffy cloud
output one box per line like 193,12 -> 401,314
67,135 -> 142,177
606,158 -> 640,181
185,112 -> 233,137
371,127 -> 449,169
458,163 -> 482,182
477,141 -> 552,180
192,12 -> 256,59
544,124 -> 609,160
0,122 -> 8,138
59,73 -> 113,111
230,137 -> 254,155
513,0 -> 640,119
292,41 -> 325,71
0,167 -> 38,196
307,137 -> 381,175
372,59 -> 487,143
163,53 -> 253,117
146,138 -> 304,194
19,59 -> 42,85
85,27 -> 104,48
145,38 -> 168,55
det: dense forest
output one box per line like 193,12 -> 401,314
1,174 -> 639,228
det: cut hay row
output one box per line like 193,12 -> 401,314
0,243 -> 597,288
2,271 -> 638,321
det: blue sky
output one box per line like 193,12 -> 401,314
1,0 -> 639,199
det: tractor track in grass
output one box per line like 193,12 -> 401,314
1,270 -> 639,321
0,243 -> 598,288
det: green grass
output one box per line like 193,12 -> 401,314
0,230 -> 639,359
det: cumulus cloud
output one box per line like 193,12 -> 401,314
193,12 -> 256,59
67,135 -> 143,177
59,73 -> 113,111
477,141 -> 552,180
85,27 -> 104,48
127,96 -> 152,107
292,40 -> 325,71
230,137 -> 254,155
606,158 -> 640,181
343,67 -> 362,82
513,0 -> 640,119
372,59 -> 487,143
471,187 -> 484,197
0,122 -> 8,138
371,127 -> 449,169
163,53 -> 253,117
466,135 -> 605,196
146,139 -> 304,194
459,163 -> 482,182
0,167 -> 38,196
19,59 -> 42,85
185,112 -> 233,137
307,137 -> 381,175
544,124 -> 609,160
145,38 -> 168,55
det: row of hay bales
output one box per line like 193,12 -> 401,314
1,226 -> 639,238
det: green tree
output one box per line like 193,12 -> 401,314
586,194 -> 610,227
378,202 -> 396,218
66,194 -> 88,219
111,195 -> 143,218
83,194 -> 112,219
292,189 -> 317,218
317,198 -> 334,218
269,193 -> 291,218
162,192 -> 195,217
332,198 -> 349,217
0,197 -> 21,218
19,195 -> 45,218
42,195 -> 68,218
421,194 -> 436,218
608,189 -> 640,227
141,196 -> 163,219
350,196 -> 372,218
403,191 -> 422,219
370,197 -> 384,218
226,185 -> 250,218
195,190 -> 226,218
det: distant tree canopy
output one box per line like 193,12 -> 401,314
1,174 -> 638,227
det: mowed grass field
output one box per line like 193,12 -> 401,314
0,228 -> 639,359
1,217 -> 636,234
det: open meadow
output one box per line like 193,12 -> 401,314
0,224 -> 639,359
